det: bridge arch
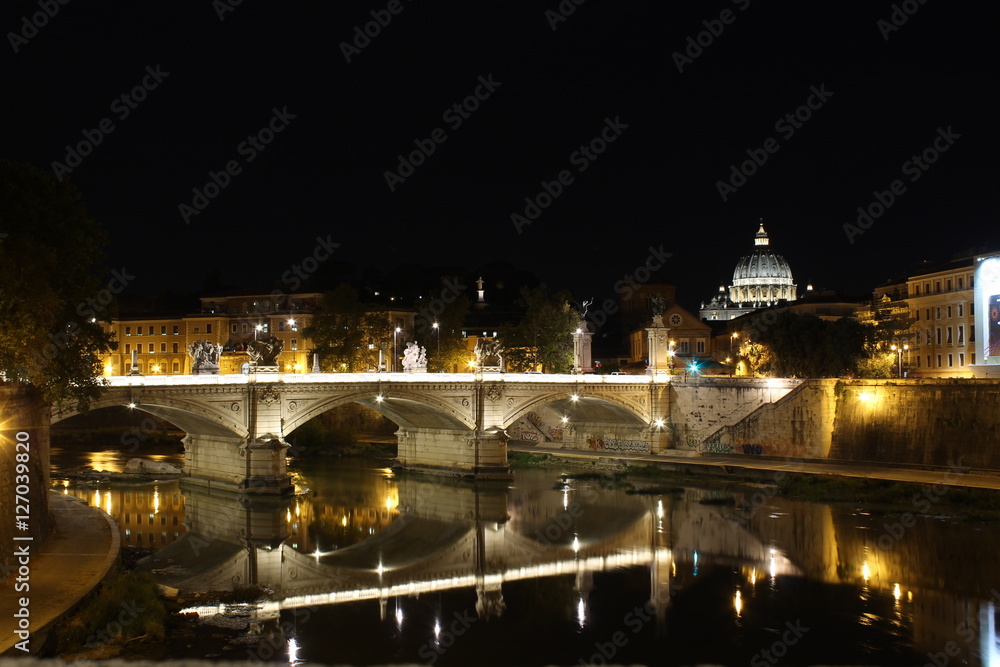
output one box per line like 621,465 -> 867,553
52,389 -> 248,439
504,391 -> 650,430
283,388 -> 476,435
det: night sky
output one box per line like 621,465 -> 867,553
1,1 -> 995,311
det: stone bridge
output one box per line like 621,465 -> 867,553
52,373 -> 677,493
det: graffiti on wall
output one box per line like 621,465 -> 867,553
548,428 -> 564,442
587,437 -> 648,453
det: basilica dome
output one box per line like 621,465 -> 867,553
729,223 -> 797,305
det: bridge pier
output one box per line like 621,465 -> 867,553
182,433 -> 293,495
395,427 -> 512,480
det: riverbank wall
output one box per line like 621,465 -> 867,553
0,386 -> 52,583
695,378 -> 1000,470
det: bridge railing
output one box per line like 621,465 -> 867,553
102,372 -> 675,386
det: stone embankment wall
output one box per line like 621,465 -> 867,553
0,386 -> 51,583
698,378 -> 1000,470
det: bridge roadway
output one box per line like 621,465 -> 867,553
54,372 -> 674,493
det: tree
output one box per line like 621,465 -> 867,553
0,160 -> 115,411
749,311 -> 873,378
500,285 -> 577,373
304,285 -> 392,372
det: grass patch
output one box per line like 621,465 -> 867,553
49,571 -> 167,657
508,451 -> 554,467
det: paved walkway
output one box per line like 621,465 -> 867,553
0,492 -> 120,656
510,444 -> 1000,490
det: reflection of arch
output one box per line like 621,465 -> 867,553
506,391 -> 647,428
283,389 -> 475,434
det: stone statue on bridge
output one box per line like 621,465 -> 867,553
188,340 -> 221,375
473,338 -> 504,371
246,333 -> 283,369
402,341 -> 428,372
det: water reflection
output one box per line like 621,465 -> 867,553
53,459 -> 1000,666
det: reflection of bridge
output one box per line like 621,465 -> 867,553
53,373 -> 674,492
144,471 -> 797,632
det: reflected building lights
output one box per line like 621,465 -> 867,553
287,637 -> 301,665
577,598 -> 586,628
734,589 -> 743,617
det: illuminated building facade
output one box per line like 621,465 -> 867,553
904,259 -> 976,378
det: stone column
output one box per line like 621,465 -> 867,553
573,320 -> 594,374
645,316 -> 672,375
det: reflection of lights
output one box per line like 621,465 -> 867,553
286,509 -> 292,523
313,548 -> 322,562
734,589 -> 743,617
563,489 -> 569,510
287,637 -> 301,665
749,568 -> 757,587
893,583 -> 902,601
104,491 -> 112,515
572,535 -> 579,553
907,591 -> 913,602
858,392 -> 874,403
152,488 -> 160,514
577,598 -> 586,628
671,561 -> 676,577
862,562 -> 871,582
657,499 -> 664,519
93,490 -> 101,506
377,561 -> 384,576
341,516 -> 348,527
769,549 -> 778,579
434,619 -> 441,640
295,504 -> 300,518
395,605 -> 404,627
385,489 -> 399,511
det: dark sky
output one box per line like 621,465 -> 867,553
1,1 -> 995,311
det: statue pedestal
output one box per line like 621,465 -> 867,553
573,320 -> 594,374
646,321 -> 672,375
192,363 -> 220,375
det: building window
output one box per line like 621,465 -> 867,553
161,325 -> 167,335
958,277 -> 964,289
916,356 -> 921,368
947,279 -> 953,291
937,354 -> 942,367
915,310 -> 920,321
960,353 -> 965,366
958,326 -> 964,345
926,355 -> 931,368
936,328 -> 942,345
946,327 -> 952,345
173,325 -> 179,335
972,353 -> 976,364
172,343 -> 179,353
958,304 -> 964,318
914,284 -> 920,295
935,281 -> 941,293
679,341 -> 689,354
193,326 -> 199,334
291,339 -> 298,350
125,343 -> 131,354
948,354 -> 953,367
206,324 -> 212,334
125,326 -> 131,336
160,343 -> 167,352
697,341 -> 705,354
241,324 -> 248,333
926,308 -> 931,320
936,307 -> 941,319
173,362 -> 180,373
947,305 -> 952,318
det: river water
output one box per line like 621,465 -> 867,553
50,447 -> 1000,666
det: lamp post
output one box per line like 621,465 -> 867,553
393,327 -> 400,372
254,323 -> 263,340
890,343 -> 909,378
432,321 -> 440,358
730,332 -> 739,377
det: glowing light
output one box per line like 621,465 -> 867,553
434,619 -> 441,640
395,605 -> 404,626
560,416 -> 569,424
734,589 -> 743,617
127,402 -> 136,409
893,583 -> 902,601
570,394 -> 579,402
862,561 -> 871,582
152,488 -> 159,514
577,598 -> 586,627
375,394 -> 384,403
287,637 -> 301,665
341,515 -> 348,527
377,561 -> 384,576
654,418 -> 665,428
104,491 -> 112,515
572,535 -> 580,553
286,509 -> 292,523
656,499 -> 664,519
562,489 -> 569,510
385,489 -> 398,511
858,392 -> 874,403
749,568 -> 757,587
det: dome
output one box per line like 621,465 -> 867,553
728,222 -> 797,305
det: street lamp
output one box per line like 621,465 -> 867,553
890,343 -> 909,378
393,327 -> 401,372
432,321 -> 440,358
254,323 -> 264,340
726,331 -> 740,377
